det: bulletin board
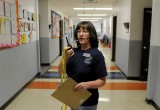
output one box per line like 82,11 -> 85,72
0,0 -> 37,49
51,10 -> 61,38
18,3 -> 37,44
64,17 -> 69,34
0,0 -> 20,49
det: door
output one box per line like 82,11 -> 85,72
140,8 -> 152,81
111,16 -> 117,61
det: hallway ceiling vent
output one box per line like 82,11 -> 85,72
84,0 -> 97,3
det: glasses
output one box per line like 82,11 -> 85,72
77,30 -> 89,34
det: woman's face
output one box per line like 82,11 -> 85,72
77,27 -> 90,46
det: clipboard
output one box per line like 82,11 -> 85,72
51,78 -> 92,109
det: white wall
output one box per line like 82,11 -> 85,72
150,0 -> 160,46
38,0 -> 49,38
112,0 -> 152,78
130,0 -> 152,40
113,0 -> 131,40
92,21 -> 103,33
39,0 -> 67,64
147,0 -> 160,107
112,0 -> 131,76
0,0 -> 39,108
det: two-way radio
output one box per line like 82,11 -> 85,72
66,37 -> 72,48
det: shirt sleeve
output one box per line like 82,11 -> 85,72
94,52 -> 107,78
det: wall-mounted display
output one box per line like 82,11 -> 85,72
5,2 -> 11,17
32,13 -> 36,21
0,1 -> 4,16
51,10 -> 61,38
0,0 -> 38,49
18,5 -> 23,19
23,9 -> 28,19
11,4 -> 16,18
64,17 -> 69,34
28,12 -> 32,21
0,0 -> 19,49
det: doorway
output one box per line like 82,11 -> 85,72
140,8 -> 152,81
111,16 -> 117,61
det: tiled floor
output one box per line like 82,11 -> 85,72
5,43 -> 155,110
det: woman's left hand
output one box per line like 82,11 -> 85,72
73,82 -> 89,92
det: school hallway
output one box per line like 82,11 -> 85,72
4,45 -> 155,110
1,0 -> 160,110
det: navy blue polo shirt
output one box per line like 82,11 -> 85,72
66,47 -> 107,106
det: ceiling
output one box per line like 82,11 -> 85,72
49,0 -> 117,21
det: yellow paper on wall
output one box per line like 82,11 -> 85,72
21,34 -> 27,44
0,18 -> 2,34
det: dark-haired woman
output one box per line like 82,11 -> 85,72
58,21 -> 107,110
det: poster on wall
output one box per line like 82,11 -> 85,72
0,1 -> 4,16
64,17 -> 69,34
5,2 -> 11,17
51,10 -> 61,38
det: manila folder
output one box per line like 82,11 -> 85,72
51,78 -> 92,109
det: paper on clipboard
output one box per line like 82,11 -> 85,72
51,78 -> 92,109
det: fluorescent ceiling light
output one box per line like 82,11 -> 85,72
79,18 -> 91,19
79,18 -> 102,19
78,14 -> 92,16
80,20 -> 99,22
95,8 -> 112,10
78,14 -> 107,16
74,8 -> 83,10
92,14 -> 107,16
84,8 -> 94,10
74,8 -> 112,10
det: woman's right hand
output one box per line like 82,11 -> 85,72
65,46 -> 74,58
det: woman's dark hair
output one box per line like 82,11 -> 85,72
74,21 -> 99,48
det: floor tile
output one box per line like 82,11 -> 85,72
4,43 -> 156,110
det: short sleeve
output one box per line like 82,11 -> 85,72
93,52 -> 107,78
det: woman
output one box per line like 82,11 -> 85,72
58,21 -> 107,110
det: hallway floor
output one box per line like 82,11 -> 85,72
5,44 -> 155,110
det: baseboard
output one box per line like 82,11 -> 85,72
115,65 -> 141,81
41,55 -> 61,66
41,63 -> 50,66
127,77 -> 139,80
145,98 -> 160,110
0,73 -> 39,110
50,55 -> 61,64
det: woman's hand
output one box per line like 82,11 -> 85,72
73,77 -> 106,92
65,46 -> 74,58
73,82 -> 89,92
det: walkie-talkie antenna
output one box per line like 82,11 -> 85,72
66,37 -> 72,47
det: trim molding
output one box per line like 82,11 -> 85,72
145,98 -> 160,110
115,64 -> 140,80
0,73 -> 40,109
127,77 -> 139,80
41,63 -> 50,66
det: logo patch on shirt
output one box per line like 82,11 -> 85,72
83,53 -> 90,57
84,56 -> 92,64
